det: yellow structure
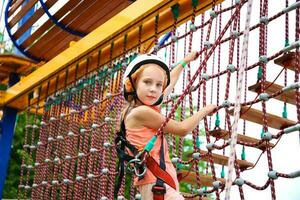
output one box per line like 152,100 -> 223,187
1,0 -> 222,111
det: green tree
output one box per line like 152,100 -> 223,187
3,112 -> 40,198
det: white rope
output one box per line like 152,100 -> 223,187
224,0 -> 254,199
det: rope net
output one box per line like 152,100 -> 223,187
17,0 -> 300,199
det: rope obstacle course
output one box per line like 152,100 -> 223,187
14,0 -> 300,199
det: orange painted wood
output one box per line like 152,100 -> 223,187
249,81 -> 296,105
228,106 -> 296,130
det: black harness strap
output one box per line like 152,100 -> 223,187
114,119 -> 171,199
152,134 -> 167,199
114,120 -> 139,196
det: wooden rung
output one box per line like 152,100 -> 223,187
228,107 -> 296,130
179,170 -> 225,187
209,129 -> 275,150
249,81 -> 296,105
199,150 -> 253,170
274,52 -> 300,72
181,193 -> 210,200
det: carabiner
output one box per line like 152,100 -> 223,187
126,157 -> 147,178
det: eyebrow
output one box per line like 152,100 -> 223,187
142,77 -> 163,83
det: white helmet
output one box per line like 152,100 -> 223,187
123,54 -> 170,104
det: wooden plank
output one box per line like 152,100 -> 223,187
20,0 -> 82,48
8,0 -> 25,18
0,66 -> 16,74
24,0 -> 100,58
228,107 -> 296,130
0,54 -> 36,71
198,150 -> 253,170
8,0 -> 39,28
41,0 -> 130,59
22,0 -> 130,60
0,54 -> 37,82
12,0 -> 58,40
209,129 -> 275,150
248,81 -> 296,105
28,0 -> 125,59
274,52 -> 300,72
79,1 -> 132,33
179,170 -> 225,187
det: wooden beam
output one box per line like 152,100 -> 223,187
228,107 -> 296,130
179,170 -> 225,187
209,129 -> 275,150
0,54 -> 37,76
2,0 -> 223,109
249,81 -> 296,105
274,52 -> 300,72
198,150 -> 253,170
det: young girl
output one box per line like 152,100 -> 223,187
119,52 -> 217,200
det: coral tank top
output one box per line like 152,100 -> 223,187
125,106 -> 179,190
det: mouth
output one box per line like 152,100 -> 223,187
146,95 -> 156,100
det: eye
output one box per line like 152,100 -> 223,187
144,80 -> 151,85
156,83 -> 163,87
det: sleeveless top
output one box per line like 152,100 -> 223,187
125,106 -> 179,190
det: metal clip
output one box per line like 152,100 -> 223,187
126,158 -> 147,178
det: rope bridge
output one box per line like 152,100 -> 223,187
17,0 -> 300,199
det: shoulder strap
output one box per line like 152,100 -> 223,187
114,119 -> 140,197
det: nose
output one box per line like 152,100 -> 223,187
150,85 -> 156,93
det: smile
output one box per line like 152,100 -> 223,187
146,96 -> 156,99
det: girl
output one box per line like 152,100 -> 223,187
119,52 -> 217,200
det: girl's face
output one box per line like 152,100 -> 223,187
135,64 -> 166,105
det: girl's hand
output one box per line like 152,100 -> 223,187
204,104 -> 218,116
183,51 -> 199,63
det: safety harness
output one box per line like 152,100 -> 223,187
114,119 -> 176,199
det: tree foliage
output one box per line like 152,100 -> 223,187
3,112 -> 40,198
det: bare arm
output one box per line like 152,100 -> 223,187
163,51 -> 198,100
129,104 -> 217,137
